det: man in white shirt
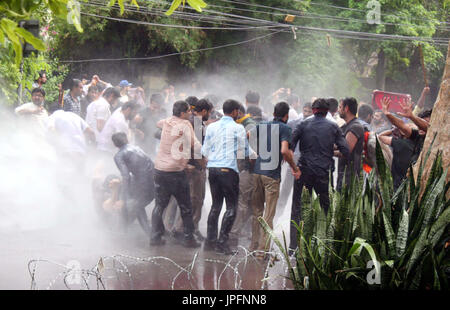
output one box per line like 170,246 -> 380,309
97,101 -> 140,154
86,87 -> 121,141
47,104 -> 95,155
15,88 -> 49,135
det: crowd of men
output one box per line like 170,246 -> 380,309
14,73 -> 433,259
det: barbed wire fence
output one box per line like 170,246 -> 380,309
28,247 -> 294,290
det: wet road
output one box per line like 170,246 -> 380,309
0,212 -> 294,290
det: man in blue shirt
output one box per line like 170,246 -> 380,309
251,102 -> 300,259
202,99 -> 255,255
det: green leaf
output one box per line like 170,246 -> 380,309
15,28 -> 46,51
0,29 -> 5,45
428,207 -> 450,248
1,18 -> 22,66
395,207 -> 409,258
118,0 -> 125,15
187,0 -> 207,12
165,0 -> 182,16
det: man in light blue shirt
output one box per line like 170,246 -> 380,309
202,99 -> 255,255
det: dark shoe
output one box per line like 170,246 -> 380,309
171,230 -> 184,241
150,237 -> 166,246
203,240 -> 217,251
228,237 -> 239,247
183,237 -> 201,248
194,230 -> 206,242
216,243 -> 238,255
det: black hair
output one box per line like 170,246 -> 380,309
173,100 -> 189,117
287,94 -> 300,107
274,101 -> 290,118
246,105 -> 262,118
327,98 -> 339,113
223,99 -> 241,114
121,100 -> 140,111
358,104 -> 374,121
342,97 -> 358,116
88,85 -> 99,93
103,87 -> 121,99
185,96 -> 199,107
150,93 -> 164,106
36,70 -> 46,81
418,109 -> 432,119
112,132 -> 128,148
238,103 -> 246,114
70,79 -> 82,91
245,91 -> 260,104
194,99 -> 212,112
31,87 -> 45,97
303,102 -> 312,109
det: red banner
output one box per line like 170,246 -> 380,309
372,90 -> 411,113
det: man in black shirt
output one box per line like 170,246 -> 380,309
290,99 -> 349,252
337,97 -> 365,191
112,132 -> 155,238
378,97 -> 431,190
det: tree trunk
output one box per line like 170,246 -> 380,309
376,48 -> 386,90
413,40 -> 450,198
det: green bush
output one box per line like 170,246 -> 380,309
260,136 -> 449,290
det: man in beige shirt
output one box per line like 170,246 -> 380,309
150,100 -> 203,248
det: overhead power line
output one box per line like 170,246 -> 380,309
60,30 -> 283,63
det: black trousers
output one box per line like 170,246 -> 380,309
207,167 -> 239,245
290,170 -> 330,249
151,169 -> 195,241
123,173 -> 155,236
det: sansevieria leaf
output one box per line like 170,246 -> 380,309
395,207 -> 409,258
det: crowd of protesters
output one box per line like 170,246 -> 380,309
14,72 -> 433,259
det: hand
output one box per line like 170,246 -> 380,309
292,167 -> 301,180
422,86 -> 430,95
381,97 -> 391,114
398,98 -> 413,119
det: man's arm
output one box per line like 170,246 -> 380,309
335,127 -> 350,160
281,141 -> 300,179
96,119 -> 106,132
84,127 -> 96,144
414,86 -> 430,114
236,125 -> 256,161
289,122 -> 301,152
398,98 -> 429,132
381,97 -> 412,138
114,152 -> 130,204
345,131 -> 359,154
378,135 -> 392,146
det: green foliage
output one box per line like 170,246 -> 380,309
260,138 -> 449,290
165,0 -> 207,16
